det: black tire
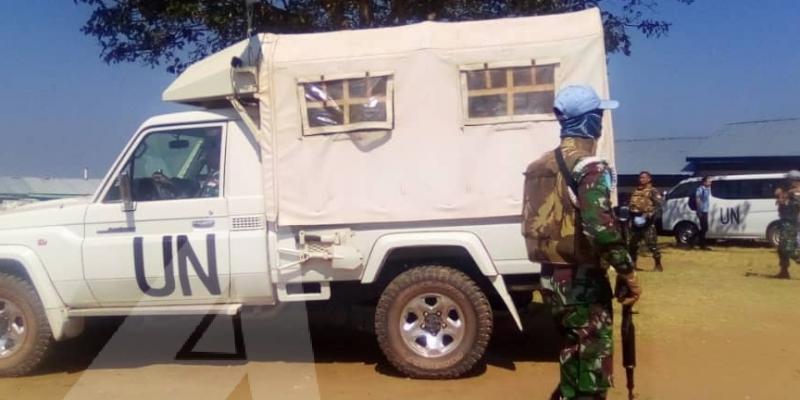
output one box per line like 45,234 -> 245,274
674,221 -> 699,246
767,222 -> 781,248
0,273 -> 53,376
374,266 -> 492,379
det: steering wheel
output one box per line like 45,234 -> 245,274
151,171 -> 178,200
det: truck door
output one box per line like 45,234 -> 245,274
83,124 -> 231,306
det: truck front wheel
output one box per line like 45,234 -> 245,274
0,273 -> 53,376
374,266 -> 492,379
674,221 -> 699,246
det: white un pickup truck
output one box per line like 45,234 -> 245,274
0,9 -> 616,378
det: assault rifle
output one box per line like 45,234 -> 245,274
615,277 -> 636,400
615,205 -> 631,244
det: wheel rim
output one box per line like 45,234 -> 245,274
678,225 -> 696,244
398,293 -> 466,358
0,297 -> 27,359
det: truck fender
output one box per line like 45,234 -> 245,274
361,232 -> 523,330
0,246 -> 82,341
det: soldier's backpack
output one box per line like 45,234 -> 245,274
521,147 -> 594,265
687,188 -> 698,211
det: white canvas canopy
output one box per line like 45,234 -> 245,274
165,8 -> 616,226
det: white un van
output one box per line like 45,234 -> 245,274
661,173 -> 786,246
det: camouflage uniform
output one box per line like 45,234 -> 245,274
628,184 -> 663,269
776,187 -> 800,278
523,137 -> 634,400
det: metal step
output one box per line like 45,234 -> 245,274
68,303 -> 243,317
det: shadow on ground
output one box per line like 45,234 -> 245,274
35,303 -> 561,378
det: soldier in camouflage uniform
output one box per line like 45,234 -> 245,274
628,171 -> 664,271
774,170 -> 800,279
522,85 -> 642,400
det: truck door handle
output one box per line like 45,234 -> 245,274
192,219 -> 215,229
97,227 -> 136,234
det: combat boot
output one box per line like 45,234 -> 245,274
775,270 -> 790,279
653,257 -> 663,272
775,259 -> 791,279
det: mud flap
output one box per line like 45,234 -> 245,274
490,275 -> 523,331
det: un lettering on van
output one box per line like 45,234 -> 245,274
719,207 -> 741,225
133,234 -> 221,296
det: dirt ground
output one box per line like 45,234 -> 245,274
1,241 -> 799,400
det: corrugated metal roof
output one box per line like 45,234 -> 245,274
615,137 -> 705,176
688,118 -> 800,158
0,177 -> 101,199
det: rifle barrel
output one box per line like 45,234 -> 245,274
622,305 -> 636,398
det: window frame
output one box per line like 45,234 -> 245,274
459,59 -> 560,126
666,181 -> 700,200
98,122 -> 227,205
297,71 -> 395,136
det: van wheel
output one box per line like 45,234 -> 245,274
767,222 -> 781,248
674,222 -> 699,246
0,273 -> 53,377
374,266 -> 492,379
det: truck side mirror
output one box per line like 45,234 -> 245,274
118,171 -> 136,212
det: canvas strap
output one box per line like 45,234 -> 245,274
554,148 -> 579,207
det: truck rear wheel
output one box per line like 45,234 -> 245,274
0,273 -> 53,376
374,266 -> 492,379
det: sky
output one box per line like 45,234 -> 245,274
1,0 -> 799,178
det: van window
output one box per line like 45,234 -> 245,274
712,179 -> 783,200
666,181 -> 700,200
460,62 -> 558,125
298,73 -> 394,135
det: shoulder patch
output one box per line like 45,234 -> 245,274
572,156 -> 617,192
572,156 -> 607,176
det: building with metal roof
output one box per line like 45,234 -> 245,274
616,136 -> 706,176
0,177 -> 100,203
616,117 -> 800,198
615,136 -> 706,201
685,118 -> 800,176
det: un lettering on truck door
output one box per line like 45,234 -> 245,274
133,234 -> 221,297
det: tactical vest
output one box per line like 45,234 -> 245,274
629,186 -> 657,214
778,188 -> 800,222
521,138 -> 596,265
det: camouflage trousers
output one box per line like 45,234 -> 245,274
777,220 -> 799,267
541,264 -> 614,399
629,224 -> 660,263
